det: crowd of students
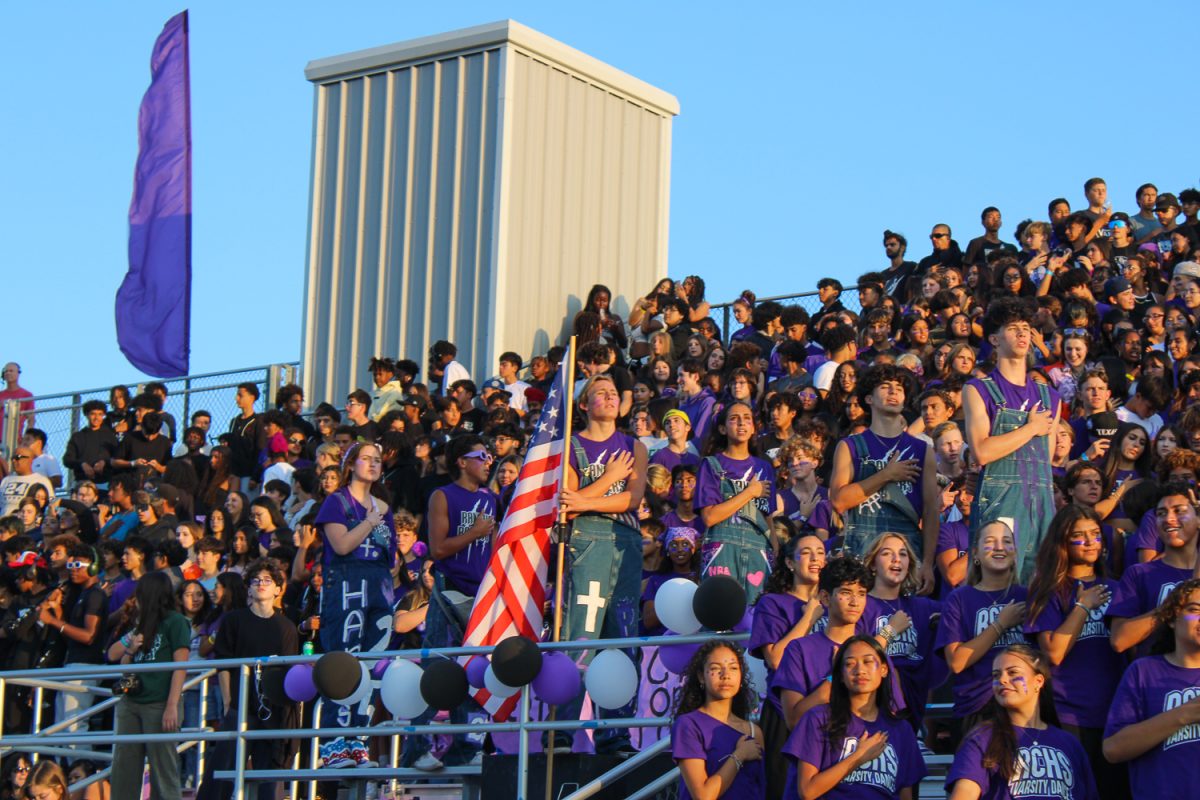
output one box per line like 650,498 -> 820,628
3,178 -> 1200,798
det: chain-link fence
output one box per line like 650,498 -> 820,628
2,363 -> 299,478
710,286 -> 864,344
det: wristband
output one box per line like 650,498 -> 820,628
120,634 -> 133,648
880,623 -> 896,642
1074,601 -> 1090,613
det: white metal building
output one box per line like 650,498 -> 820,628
300,19 -> 679,403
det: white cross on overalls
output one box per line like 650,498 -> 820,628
577,580 -> 607,633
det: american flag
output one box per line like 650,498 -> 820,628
461,360 -> 569,719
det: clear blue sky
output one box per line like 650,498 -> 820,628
2,1 -> 1196,397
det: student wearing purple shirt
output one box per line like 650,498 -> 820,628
784,636 -> 926,800
404,434 -> 496,770
862,533 -> 941,728
963,298 -> 1061,584
1023,506 -> 1127,800
937,521 -> 1031,734
830,364 -> 939,592
1104,579 -> 1200,800
651,409 -> 701,473
1109,482 -> 1200,656
772,557 -> 874,729
641,527 -> 699,637
675,360 -> 719,450
779,438 -> 834,538
696,402 -> 779,604
748,533 -> 826,797
946,645 -> 1098,800
671,640 -> 766,800
660,464 -> 706,537
937,479 -> 973,598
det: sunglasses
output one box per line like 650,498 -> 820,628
930,233 -> 949,240
462,450 -> 494,464
288,438 -> 305,445
1063,328 -> 1091,338
65,560 -> 93,570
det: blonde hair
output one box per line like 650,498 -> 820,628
646,464 -> 672,497
969,520 -> 1016,586
863,532 -> 920,595
29,760 -> 68,798
579,373 -> 618,406
779,436 -> 820,466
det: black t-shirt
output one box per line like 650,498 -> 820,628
882,261 -> 918,298
116,432 -> 173,475
458,408 -> 487,435
65,584 -> 108,664
352,420 -> 380,442
213,607 -> 299,721
228,413 -> 263,478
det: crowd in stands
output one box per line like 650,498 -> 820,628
4,178 -> 1200,799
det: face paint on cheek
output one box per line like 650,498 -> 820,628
1069,540 -> 1085,546
1013,676 -> 1028,694
1181,614 -> 1200,622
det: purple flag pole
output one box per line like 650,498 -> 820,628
116,10 -> 191,377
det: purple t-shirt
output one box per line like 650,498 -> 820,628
314,488 -> 398,566
862,594 -> 941,720
749,593 -> 812,712
1023,578 -> 1123,728
431,482 -> 497,595
1109,560 -> 1192,619
967,370 -> 1063,424
671,710 -> 765,800
650,446 -> 701,473
660,509 -> 706,537
573,430 -> 636,498
936,521 -> 970,599
695,453 -> 775,521
781,486 -> 832,532
783,704 -> 926,800
1104,655 -> 1200,798
677,390 -> 719,448
1124,509 -> 1163,569
641,571 -> 695,636
935,584 -> 1031,717
946,723 -> 1098,799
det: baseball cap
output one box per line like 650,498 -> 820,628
155,484 -> 181,506
662,408 -> 692,427
524,388 -> 547,404
482,378 -> 505,392
1156,193 -> 1180,212
1174,262 -> 1200,281
1103,276 -> 1131,298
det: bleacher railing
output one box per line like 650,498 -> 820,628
1,362 -> 299,468
709,287 -> 862,344
0,631 -> 741,800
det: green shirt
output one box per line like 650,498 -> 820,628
130,612 -> 191,704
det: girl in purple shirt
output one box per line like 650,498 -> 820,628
1023,505 -> 1127,800
1104,579 -> 1200,800
946,645 -> 1098,800
641,527 -> 699,637
861,533 -> 942,729
783,635 -> 926,800
936,521 -> 1030,736
671,640 -> 766,800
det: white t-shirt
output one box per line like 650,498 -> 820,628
442,360 -> 471,393
31,454 -> 62,484
813,360 -> 839,393
262,461 -> 296,489
0,473 -> 55,516
1115,406 -> 1164,440
502,378 -> 531,413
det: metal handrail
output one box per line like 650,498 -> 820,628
560,736 -> 673,800
0,632 -> 747,800
13,363 -> 300,405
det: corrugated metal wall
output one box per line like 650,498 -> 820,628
494,48 -> 674,360
302,48 -> 504,405
300,22 -> 677,406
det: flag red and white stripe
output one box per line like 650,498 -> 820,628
461,362 -> 570,719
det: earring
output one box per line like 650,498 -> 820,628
973,558 -> 981,567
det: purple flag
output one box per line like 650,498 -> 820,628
116,10 -> 191,377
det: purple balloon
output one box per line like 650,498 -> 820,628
659,639 -> 700,674
370,658 -> 393,679
284,664 -> 318,703
530,652 -> 580,705
466,656 -> 489,689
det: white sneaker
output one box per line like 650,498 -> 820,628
413,752 -> 444,771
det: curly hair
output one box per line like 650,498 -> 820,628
1152,578 -> 1200,654
672,640 -> 756,720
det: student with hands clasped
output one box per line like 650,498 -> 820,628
671,640 -> 766,800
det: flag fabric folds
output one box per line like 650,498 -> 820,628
116,10 -> 191,377
461,361 -> 570,720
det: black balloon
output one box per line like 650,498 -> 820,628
420,659 -> 470,711
491,636 -> 543,687
693,575 -> 747,631
258,665 -> 290,706
313,651 -> 361,700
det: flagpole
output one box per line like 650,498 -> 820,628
545,335 -> 576,800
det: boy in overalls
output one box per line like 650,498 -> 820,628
556,374 -> 649,755
963,298 -> 1059,583
830,364 -> 940,594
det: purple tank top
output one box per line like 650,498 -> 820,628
849,429 -> 927,520
967,369 -> 1061,421
433,483 -> 497,595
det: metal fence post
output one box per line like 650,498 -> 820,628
183,377 -> 192,435
235,664 -> 250,800
266,365 -> 281,408
722,305 -> 731,345
516,688 -> 531,800
3,399 -> 19,459
308,698 -> 323,800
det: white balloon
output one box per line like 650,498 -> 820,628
654,577 -> 701,635
746,656 -> 768,698
585,649 -> 638,710
484,664 -> 521,698
337,661 -> 373,707
380,659 -> 427,719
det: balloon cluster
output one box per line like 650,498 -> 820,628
653,575 -> 749,674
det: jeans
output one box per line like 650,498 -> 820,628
700,522 -> 772,606
112,698 -> 183,800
